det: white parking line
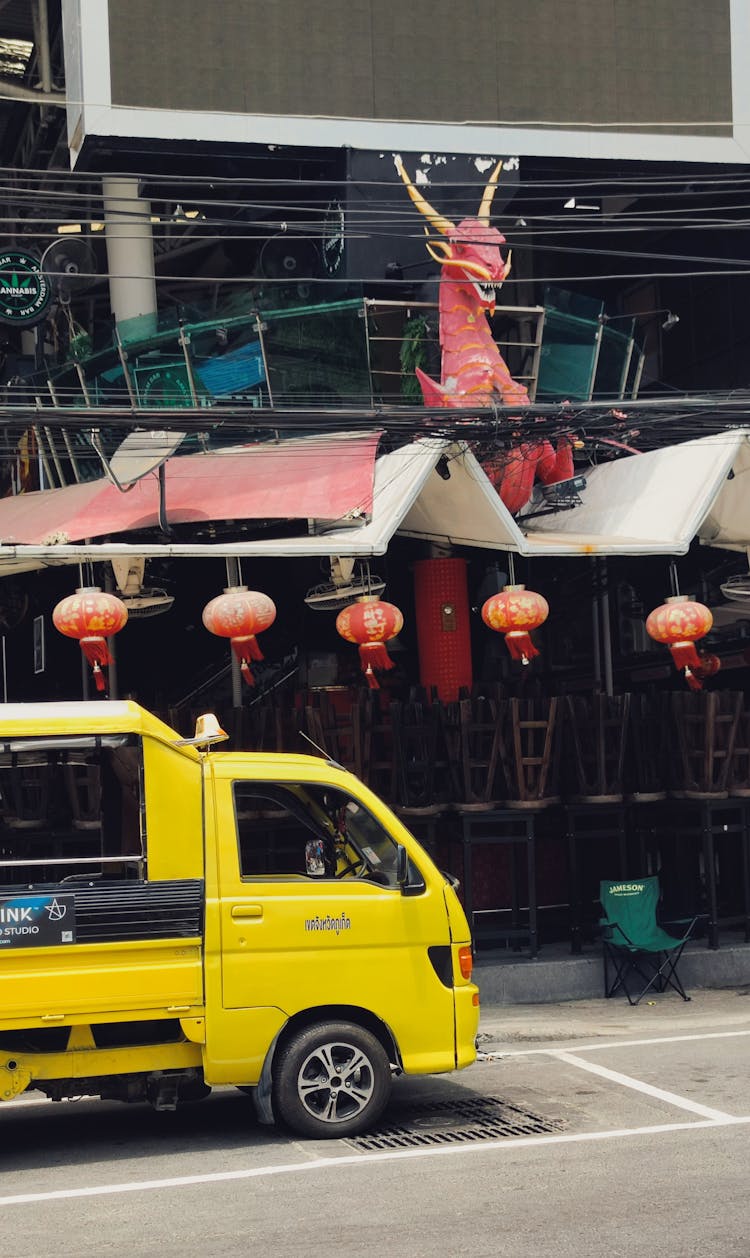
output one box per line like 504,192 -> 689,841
1,1116 -> 748,1207
479,1028 -> 750,1059
554,1050 -> 734,1120
571,1030 -> 750,1054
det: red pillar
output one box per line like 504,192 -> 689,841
413,557 -> 472,701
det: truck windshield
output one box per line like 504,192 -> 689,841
233,781 -> 422,890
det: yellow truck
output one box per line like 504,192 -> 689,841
0,701 -> 478,1138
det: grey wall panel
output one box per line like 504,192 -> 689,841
369,0 -> 500,123
107,0 -> 732,135
108,0 -> 375,117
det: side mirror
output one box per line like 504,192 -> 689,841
396,845 -> 426,895
396,844 -> 408,887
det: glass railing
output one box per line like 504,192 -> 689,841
10,288 -> 644,489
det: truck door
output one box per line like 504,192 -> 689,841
213,775 -> 457,1072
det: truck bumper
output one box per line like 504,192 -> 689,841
455,983 -> 480,1068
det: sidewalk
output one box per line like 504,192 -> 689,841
477,982 -> 750,1051
473,936 -> 750,1006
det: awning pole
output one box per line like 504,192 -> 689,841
114,323 -> 138,408
225,557 -> 243,707
104,564 -> 119,700
177,323 -> 200,405
591,559 -> 602,691
600,558 -> 614,698
42,424 -> 66,487
79,562 -> 91,699
669,561 -> 680,596
33,425 -> 53,490
255,315 -> 274,406
362,299 -> 375,407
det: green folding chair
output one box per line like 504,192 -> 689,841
599,877 -> 698,1006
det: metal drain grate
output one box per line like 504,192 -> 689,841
346,1095 -> 565,1151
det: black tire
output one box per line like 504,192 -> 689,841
272,1020 -> 392,1138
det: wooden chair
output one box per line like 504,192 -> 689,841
303,691 -> 363,776
391,700 -> 440,813
0,752 -> 54,829
359,694 -> 397,802
564,693 -> 631,804
390,700 -> 458,854
669,690 -> 742,799
246,697 -> 302,754
626,692 -> 670,803
498,697 -> 561,809
63,753 -> 102,831
728,697 -> 750,798
451,695 -> 505,811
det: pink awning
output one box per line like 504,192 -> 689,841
0,433 -> 380,544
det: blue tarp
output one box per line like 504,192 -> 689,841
194,340 -> 265,396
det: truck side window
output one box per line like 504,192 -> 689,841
0,736 -> 145,887
234,784 -> 337,878
232,781 -> 423,891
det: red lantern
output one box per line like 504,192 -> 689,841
336,597 -> 404,689
481,584 -> 549,665
52,586 -> 128,692
202,585 -> 276,686
645,594 -> 715,690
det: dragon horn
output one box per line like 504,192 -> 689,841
478,160 -> 504,225
394,156 -> 454,236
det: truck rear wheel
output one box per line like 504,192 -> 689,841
273,1021 -> 392,1138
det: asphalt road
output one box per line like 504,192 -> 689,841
3,989 -> 750,1257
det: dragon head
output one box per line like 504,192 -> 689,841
395,157 -> 512,313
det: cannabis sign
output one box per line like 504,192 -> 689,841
0,249 -> 51,326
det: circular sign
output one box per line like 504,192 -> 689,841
0,250 -> 51,326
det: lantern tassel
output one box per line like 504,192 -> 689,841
504,630 -> 539,665
239,658 -> 255,687
81,636 -> 112,668
668,641 -> 702,674
359,642 -> 394,689
80,636 -> 111,692
230,638 -> 260,686
684,666 -> 703,692
232,634 -> 263,664
91,661 -> 107,692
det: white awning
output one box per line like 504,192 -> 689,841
517,430 -> 747,555
400,432 -> 747,557
0,430 -> 746,574
692,432 -> 750,552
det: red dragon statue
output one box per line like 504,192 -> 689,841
395,156 -> 573,513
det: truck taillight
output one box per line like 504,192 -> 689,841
458,945 -> 473,980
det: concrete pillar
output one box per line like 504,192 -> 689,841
102,176 -> 157,335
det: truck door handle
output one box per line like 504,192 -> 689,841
231,904 -> 263,920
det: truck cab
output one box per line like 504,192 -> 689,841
0,701 -> 478,1138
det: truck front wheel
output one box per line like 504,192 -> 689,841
273,1021 -> 392,1138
